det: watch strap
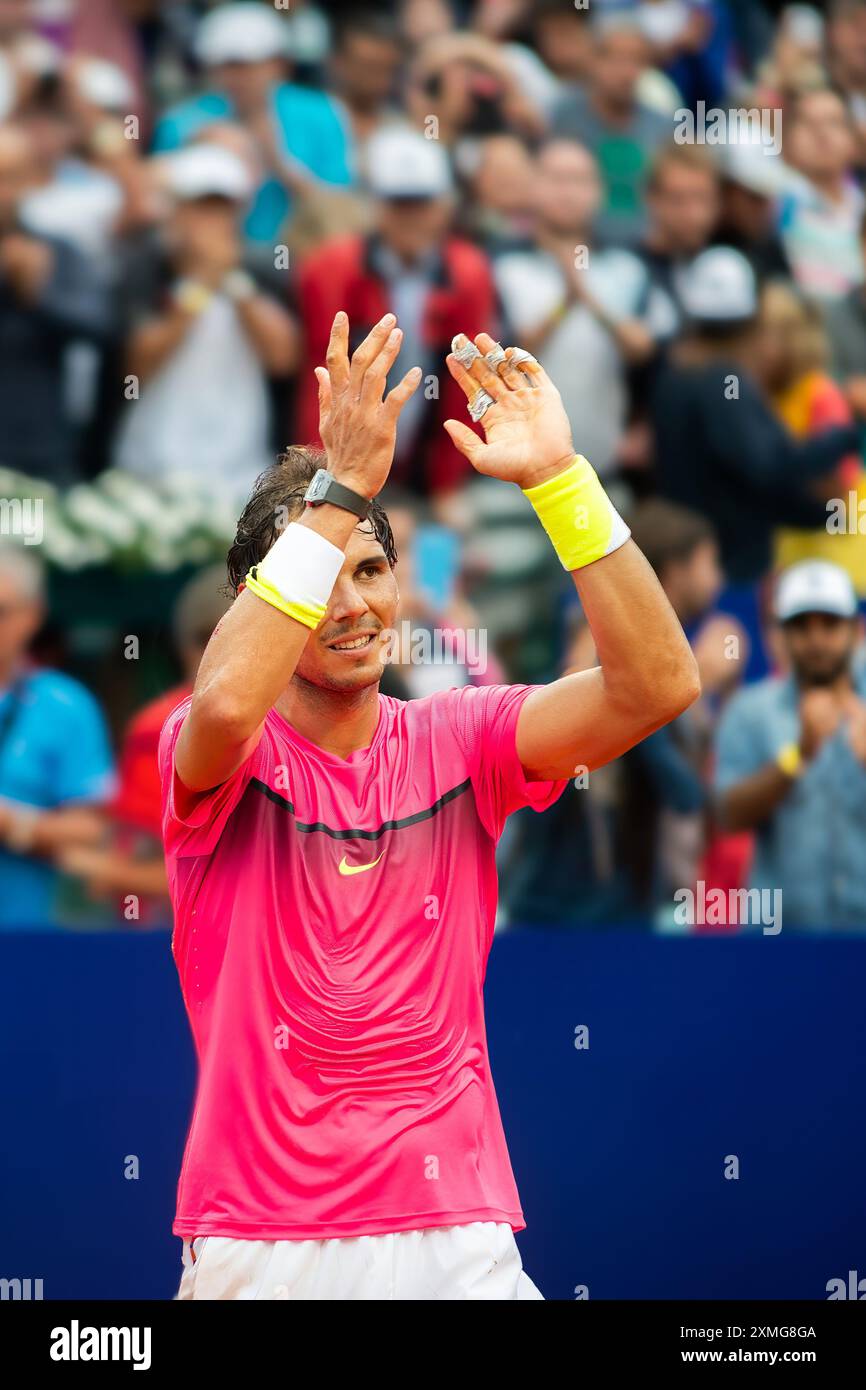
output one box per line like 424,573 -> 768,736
304,469 -> 371,520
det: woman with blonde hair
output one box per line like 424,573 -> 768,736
760,279 -> 866,594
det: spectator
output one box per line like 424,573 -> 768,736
638,143 -> 721,334
551,10 -> 672,247
296,126 -> 495,501
0,546 -> 114,929
152,2 -> 353,244
13,63 -> 126,264
329,9 -> 405,169
495,137 -> 671,477
825,205 -> 866,381
714,140 -> 792,283
0,123 -> 109,483
113,143 -> 298,498
826,0 -> 866,166
760,280 -> 866,595
458,133 -> 535,257
715,560 -> 866,929
405,29 -> 547,152
58,565 -> 233,921
778,87 -> 865,302
651,247 -> 863,583
497,0 -> 593,126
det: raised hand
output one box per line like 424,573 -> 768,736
443,331 -> 575,489
315,311 -> 422,499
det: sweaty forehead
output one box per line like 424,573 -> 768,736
344,520 -> 387,562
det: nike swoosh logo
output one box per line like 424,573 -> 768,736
338,851 -> 385,876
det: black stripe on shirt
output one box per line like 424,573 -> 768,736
250,776 -> 472,842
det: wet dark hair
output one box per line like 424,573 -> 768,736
226,447 -> 397,596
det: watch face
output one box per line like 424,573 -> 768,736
307,469 -> 330,504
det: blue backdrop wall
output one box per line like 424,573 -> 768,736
1,928 -> 864,1301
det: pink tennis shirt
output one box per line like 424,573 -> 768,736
159,683 -> 567,1241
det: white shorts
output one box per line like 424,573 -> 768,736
175,1221 -> 543,1301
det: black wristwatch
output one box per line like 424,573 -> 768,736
303,469 -> 371,520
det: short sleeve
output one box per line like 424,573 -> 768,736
714,691 -> 769,794
158,697 -> 267,858
445,684 -> 569,841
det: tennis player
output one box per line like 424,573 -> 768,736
162,310 -> 700,1300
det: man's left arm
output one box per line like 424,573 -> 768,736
516,539 -> 699,781
444,332 -> 700,782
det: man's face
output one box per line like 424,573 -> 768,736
649,163 -> 720,255
828,5 -> 866,87
670,539 -> 723,622
294,523 -> 398,693
782,612 -> 861,685
210,58 -> 285,114
787,92 -> 854,181
377,196 -> 451,260
722,181 -> 773,241
535,141 -> 601,234
535,14 -> 592,82
0,573 -> 41,669
333,31 -> 401,108
591,29 -> 649,108
169,195 -> 238,257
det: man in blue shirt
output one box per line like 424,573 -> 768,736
152,3 -> 353,245
0,547 -> 114,929
715,561 -> 866,931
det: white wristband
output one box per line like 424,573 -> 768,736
257,521 -> 345,613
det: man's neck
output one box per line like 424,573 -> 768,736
643,230 -> 679,259
806,170 -> 848,204
590,88 -> 634,129
537,225 -> 592,259
275,679 -> 381,760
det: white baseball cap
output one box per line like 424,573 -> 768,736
165,143 -> 253,202
676,246 -> 758,323
366,127 -> 453,200
194,3 -> 289,67
775,560 -> 859,623
721,140 -> 790,200
74,58 -> 136,112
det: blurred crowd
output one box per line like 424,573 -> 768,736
2,0 -> 866,932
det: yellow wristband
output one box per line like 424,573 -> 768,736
522,455 -> 631,571
245,568 -> 326,630
173,279 -> 213,315
776,742 -> 802,779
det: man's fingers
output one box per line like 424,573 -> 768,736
452,333 -> 507,399
494,345 -> 532,389
350,312 -> 397,391
443,418 -> 484,463
384,365 -> 423,418
361,326 -> 404,402
445,352 -> 482,403
324,311 -> 350,391
314,365 -> 331,415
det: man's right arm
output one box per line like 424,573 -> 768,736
174,311 -> 420,794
